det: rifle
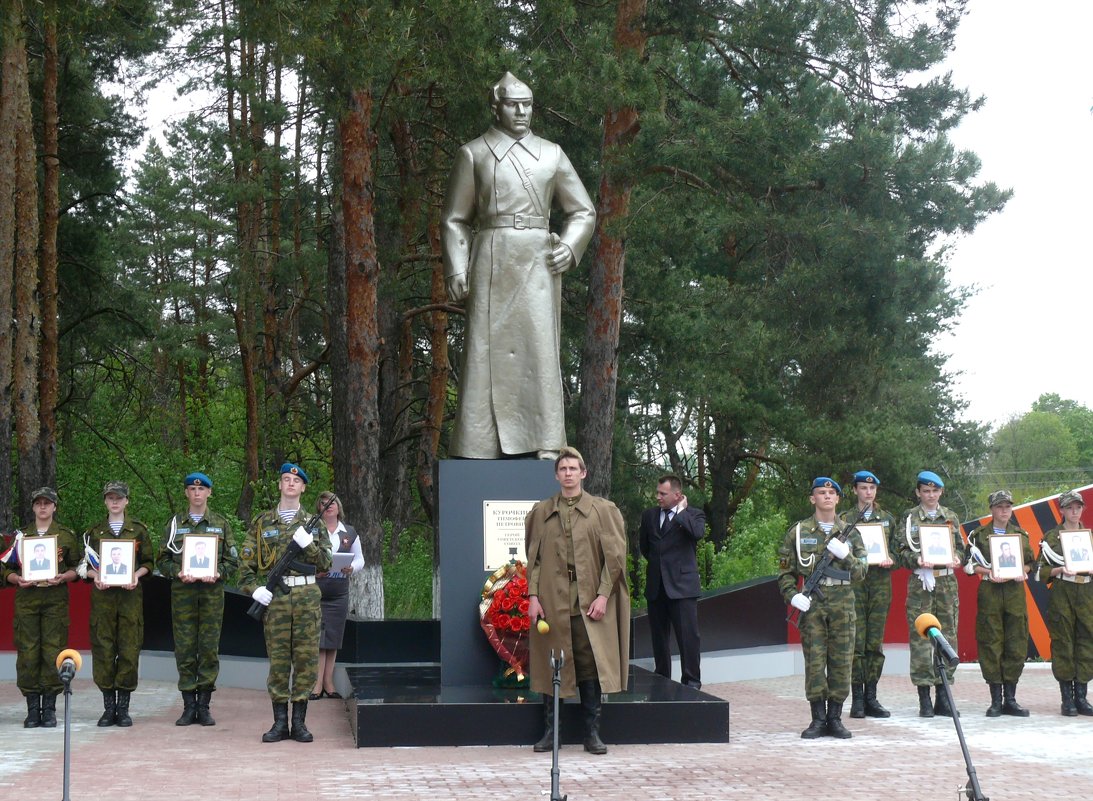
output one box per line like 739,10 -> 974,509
786,502 -> 870,629
246,494 -> 338,621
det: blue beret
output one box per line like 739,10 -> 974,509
811,476 -> 842,495
917,470 -> 944,489
281,462 -> 309,484
852,470 -> 879,486
184,472 -> 212,489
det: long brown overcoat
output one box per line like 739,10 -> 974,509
524,492 -> 630,697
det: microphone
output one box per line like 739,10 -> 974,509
914,613 -> 960,668
56,649 -> 83,683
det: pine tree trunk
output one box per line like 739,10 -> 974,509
38,1 -> 59,487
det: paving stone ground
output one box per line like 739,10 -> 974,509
1,664 -> 1088,800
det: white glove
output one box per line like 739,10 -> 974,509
251,586 -> 273,606
964,560 -> 977,575
915,567 -> 936,592
826,538 -> 850,560
292,527 -> 314,549
790,593 -> 811,612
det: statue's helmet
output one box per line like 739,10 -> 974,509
489,72 -> 533,108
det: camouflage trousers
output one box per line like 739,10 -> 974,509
171,580 -> 225,692
976,579 -> 1029,684
14,584 -> 69,696
905,573 -> 959,686
852,569 -> 892,684
800,584 -> 855,702
263,583 -> 321,702
90,585 -> 144,691
1047,580 -> 1093,682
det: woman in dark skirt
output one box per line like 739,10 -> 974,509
310,492 -> 363,699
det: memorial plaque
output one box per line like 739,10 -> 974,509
482,500 -> 535,570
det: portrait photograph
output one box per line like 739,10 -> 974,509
919,525 -> 954,567
989,534 -> 1024,580
1061,529 -> 1093,575
100,539 -> 136,586
21,536 -> 57,583
182,535 -> 218,579
856,523 -> 889,566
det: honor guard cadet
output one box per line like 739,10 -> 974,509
896,470 -> 965,718
5,487 -> 80,728
83,481 -> 155,727
1037,489 -> 1093,716
841,470 -> 897,719
966,489 -> 1034,717
778,477 -> 867,739
240,463 -> 331,743
157,472 -> 238,726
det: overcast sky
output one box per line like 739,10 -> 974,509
937,1 -> 1093,430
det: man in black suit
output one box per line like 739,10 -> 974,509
639,474 -> 706,688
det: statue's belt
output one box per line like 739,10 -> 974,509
478,213 -> 547,230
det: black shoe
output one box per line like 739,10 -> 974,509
863,681 -> 890,718
578,680 -> 607,755
801,700 -> 828,739
849,684 -> 865,719
1001,683 -> 1029,717
23,693 -> 41,729
533,695 -> 555,752
196,690 -> 215,726
1060,681 -> 1078,716
262,702 -> 289,742
826,700 -> 852,739
933,685 -> 957,717
176,692 -> 198,726
40,694 -> 57,728
1074,682 -> 1093,716
114,690 -> 133,727
291,700 -> 313,742
986,683 -> 1003,717
917,685 -> 934,718
97,690 -> 116,727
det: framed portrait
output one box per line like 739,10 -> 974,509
919,525 -> 954,567
99,539 -> 136,586
21,536 -> 57,583
989,534 -> 1024,581
1061,529 -> 1093,575
182,535 -> 219,579
856,523 -> 889,566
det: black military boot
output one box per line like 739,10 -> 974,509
23,693 -> 41,728
826,700 -> 852,739
97,690 -> 116,727
175,692 -> 198,726
40,694 -> 58,728
849,684 -> 865,718
1060,681 -> 1078,716
290,700 -> 314,742
863,681 -> 890,718
196,690 -> 215,726
532,694 -> 555,752
262,702 -> 289,742
917,685 -> 934,718
1001,682 -> 1029,717
1074,682 -> 1093,716
578,680 -> 607,755
801,700 -> 828,739
933,685 -> 956,717
114,690 -> 133,727
985,683 -> 1003,717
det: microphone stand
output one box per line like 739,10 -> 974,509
60,663 -> 76,801
549,650 -> 567,801
933,646 -> 988,801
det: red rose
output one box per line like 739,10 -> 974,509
495,613 -> 511,630
518,598 -> 529,614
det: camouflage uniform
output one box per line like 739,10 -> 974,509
239,508 -> 331,702
157,510 -> 238,693
897,504 -> 965,687
967,521 -> 1033,684
778,515 -> 867,703
841,505 -> 897,685
12,521 -> 81,697
1038,524 -> 1093,683
86,515 -> 155,691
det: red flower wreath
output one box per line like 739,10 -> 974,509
480,561 -> 530,682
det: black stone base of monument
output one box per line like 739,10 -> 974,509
346,664 -> 729,747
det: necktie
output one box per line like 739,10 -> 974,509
661,510 -> 672,533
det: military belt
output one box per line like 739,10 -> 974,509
818,577 -> 850,586
932,568 -> 954,577
282,575 -> 316,587
1061,574 -> 1092,584
479,213 -> 547,230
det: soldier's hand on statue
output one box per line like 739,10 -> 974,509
528,595 -> 544,624
446,272 -> 469,302
252,586 -> 274,606
292,527 -> 314,549
826,538 -> 850,560
790,593 -> 811,612
586,594 -> 608,621
546,234 -> 574,275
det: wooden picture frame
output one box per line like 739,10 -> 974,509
989,534 -> 1024,581
856,523 -> 889,566
181,534 -> 219,580
1061,529 -> 1093,575
919,525 -> 954,567
99,539 -> 136,586
21,535 -> 57,583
